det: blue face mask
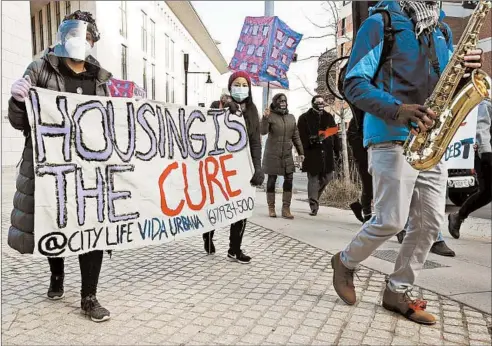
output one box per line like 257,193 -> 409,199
231,86 -> 249,102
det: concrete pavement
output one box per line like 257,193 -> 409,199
1,167 -> 491,345
253,190 -> 492,314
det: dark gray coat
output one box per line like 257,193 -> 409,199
8,52 -> 111,254
261,111 -> 304,176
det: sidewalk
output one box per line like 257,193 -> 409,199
1,168 -> 492,345
252,191 -> 492,314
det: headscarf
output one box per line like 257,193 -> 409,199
270,93 -> 289,115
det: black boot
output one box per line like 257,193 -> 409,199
203,231 -> 215,254
396,230 -> 406,244
228,220 -> 251,264
430,241 -> 456,257
79,251 -> 109,322
350,201 -> 364,223
448,212 -> 464,239
47,275 -> 65,300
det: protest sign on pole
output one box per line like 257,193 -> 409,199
229,16 -> 303,90
107,78 -> 146,99
26,88 -> 255,257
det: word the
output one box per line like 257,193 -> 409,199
207,197 -> 255,226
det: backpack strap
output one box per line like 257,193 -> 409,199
372,9 -> 395,82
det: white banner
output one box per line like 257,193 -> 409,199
444,106 -> 478,169
26,88 -> 255,257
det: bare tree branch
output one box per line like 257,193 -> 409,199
303,33 -> 335,40
296,54 -> 321,62
292,73 -> 316,97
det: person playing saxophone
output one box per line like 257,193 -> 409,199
331,1 -> 483,325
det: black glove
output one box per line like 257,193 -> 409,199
225,101 -> 239,114
392,104 -> 435,133
250,168 -> 265,187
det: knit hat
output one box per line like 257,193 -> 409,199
228,71 -> 252,91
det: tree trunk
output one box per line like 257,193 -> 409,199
339,108 -> 350,185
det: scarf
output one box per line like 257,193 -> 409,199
400,1 -> 440,37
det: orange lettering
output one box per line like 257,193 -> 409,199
158,162 -> 185,217
183,161 -> 206,211
219,154 -> 241,198
205,156 -> 229,204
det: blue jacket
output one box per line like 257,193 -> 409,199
344,1 -> 453,147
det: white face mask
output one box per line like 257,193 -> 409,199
64,37 -> 92,60
231,86 -> 249,102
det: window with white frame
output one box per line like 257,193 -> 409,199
165,34 -> 170,69
121,44 -> 128,80
143,58 -> 147,92
31,16 -> 36,55
151,20 -> 155,58
47,3 -> 53,46
39,10 -> 44,52
120,1 -> 127,38
55,1 -> 61,28
141,11 -> 147,52
152,64 -> 156,100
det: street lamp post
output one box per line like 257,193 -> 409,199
184,53 -> 213,106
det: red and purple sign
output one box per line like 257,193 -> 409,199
229,16 -> 302,89
107,78 -> 147,99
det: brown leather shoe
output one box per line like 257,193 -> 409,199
382,287 -> 436,325
267,192 -> 276,218
330,252 -> 356,305
282,191 -> 294,219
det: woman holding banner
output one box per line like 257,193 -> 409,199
202,71 -> 264,264
8,11 -> 112,322
261,93 -> 304,219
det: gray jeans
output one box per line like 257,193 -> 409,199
341,143 -> 447,293
308,172 -> 333,211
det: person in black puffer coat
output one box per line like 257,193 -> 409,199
8,10 -> 112,322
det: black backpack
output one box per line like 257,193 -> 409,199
342,9 -> 449,140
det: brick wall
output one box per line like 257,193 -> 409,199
1,2 -> 33,166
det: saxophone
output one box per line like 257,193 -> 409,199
403,0 -> 492,171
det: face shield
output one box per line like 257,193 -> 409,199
53,20 -> 93,61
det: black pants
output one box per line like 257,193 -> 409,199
203,219 -> 247,254
349,135 -> 372,216
48,250 -> 103,298
459,154 -> 492,219
266,173 -> 294,193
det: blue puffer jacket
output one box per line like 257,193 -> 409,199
344,1 -> 453,148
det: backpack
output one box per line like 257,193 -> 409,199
342,9 -> 450,139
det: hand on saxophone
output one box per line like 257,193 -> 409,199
393,104 -> 436,135
463,49 -> 483,69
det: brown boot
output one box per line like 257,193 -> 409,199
330,252 -> 356,305
267,192 -> 276,218
282,191 -> 294,219
382,286 -> 436,325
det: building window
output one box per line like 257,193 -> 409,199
341,18 -> 346,35
47,3 -> 53,46
165,35 -> 170,69
151,64 -> 156,100
165,73 -> 169,103
120,1 -> 127,38
150,20 -> 155,58
141,11 -> 147,52
55,2 -> 61,28
39,10 -> 44,52
121,44 -> 128,80
65,1 -> 71,16
143,59 -> 147,92
31,16 -> 37,55
171,77 -> 175,103
170,40 -> 175,72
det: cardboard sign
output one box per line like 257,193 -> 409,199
444,106 -> 478,169
229,16 -> 302,89
26,88 -> 255,257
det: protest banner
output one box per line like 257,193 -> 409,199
26,88 -> 256,257
229,16 -> 302,89
107,78 -> 146,99
444,106 -> 478,169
